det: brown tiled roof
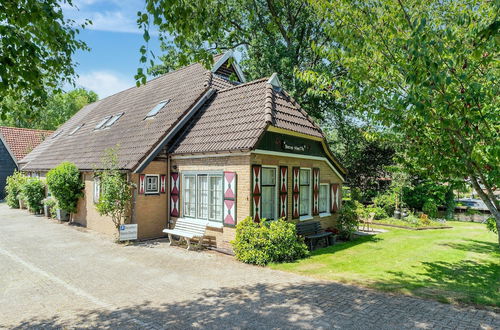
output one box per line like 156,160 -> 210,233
169,79 -> 323,155
21,62 -> 211,171
0,126 -> 53,162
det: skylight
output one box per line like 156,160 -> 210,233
105,113 -> 124,128
95,116 -> 111,129
145,100 -> 170,118
69,124 -> 84,136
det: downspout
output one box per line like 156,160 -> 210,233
166,155 -> 171,230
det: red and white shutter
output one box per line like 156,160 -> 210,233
312,168 -> 320,215
331,183 -> 340,213
251,165 -> 262,222
223,172 -> 237,227
279,166 -> 288,219
292,167 -> 300,219
139,174 -> 145,194
160,175 -> 166,193
170,172 -> 180,217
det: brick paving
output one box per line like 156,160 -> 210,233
0,203 -> 498,329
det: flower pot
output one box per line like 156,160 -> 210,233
328,235 -> 337,246
44,205 -> 52,218
19,199 -> 26,209
393,210 -> 401,219
56,209 -> 69,221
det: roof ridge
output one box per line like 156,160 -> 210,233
264,83 -> 274,124
0,126 -> 54,134
216,77 -> 269,93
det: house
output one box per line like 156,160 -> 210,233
0,126 -> 53,200
20,52 -> 346,249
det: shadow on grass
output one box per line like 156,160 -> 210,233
310,234 -> 383,257
440,239 -> 500,255
9,281 -> 499,329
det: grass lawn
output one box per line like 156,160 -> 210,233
270,221 -> 500,308
373,217 -> 446,228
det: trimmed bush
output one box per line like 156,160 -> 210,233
367,205 -> 388,220
21,178 -> 46,213
373,192 -> 396,216
46,162 -> 84,213
232,217 -> 309,266
422,199 -> 438,218
5,171 -> 28,208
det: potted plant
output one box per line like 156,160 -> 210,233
18,192 -> 27,210
43,197 -> 57,218
5,171 -> 28,209
21,178 -> 46,214
46,162 -> 84,222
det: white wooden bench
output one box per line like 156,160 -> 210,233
163,218 -> 208,250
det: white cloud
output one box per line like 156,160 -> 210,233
76,71 -> 135,98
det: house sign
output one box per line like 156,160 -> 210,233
119,224 -> 138,241
281,139 -> 310,153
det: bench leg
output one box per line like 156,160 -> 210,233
168,234 -> 176,246
196,238 -> 203,250
186,238 -> 192,250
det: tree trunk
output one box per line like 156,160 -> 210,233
469,175 -> 500,247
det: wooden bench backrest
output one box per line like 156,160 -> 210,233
173,218 -> 208,236
296,221 -> 322,236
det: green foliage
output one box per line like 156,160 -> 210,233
422,200 -> 439,218
336,201 -> 360,239
486,217 -> 498,234
232,217 -> 309,266
95,147 -> 135,233
367,205 -> 388,220
0,1 -> 90,118
0,89 -> 98,130
46,162 -> 84,213
403,181 -> 447,211
444,188 -> 456,220
308,0 -> 500,242
21,178 -> 46,212
373,192 -> 397,216
5,171 -> 28,208
43,197 -> 57,218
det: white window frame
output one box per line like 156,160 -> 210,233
319,183 -> 331,217
299,167 -> 313,221
261,166 -> 279,221
145,174 -> 160,194
181,172 -> 224,227
93,176 -> 100,204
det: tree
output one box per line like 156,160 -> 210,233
0,0 -> 90,118
306,0 -> 500,244
137,0 -> 343,118
0,89 -> 98,130
96,147 -> 134,238
46,162 -> 84,216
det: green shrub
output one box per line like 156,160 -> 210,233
5,171 -> 28,208
232,217 -> 309,266
43,197 -> 57,218
336,200 -> 359,239
21,178 -> 46,212
46,162 -> 84,213
422,199 -> 438,218
403,181 -> 447,210
486,217 -> 497,234
373,192 -> 396,216
367,205 -> 388,220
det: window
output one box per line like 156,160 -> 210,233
182,173 -> 223,223
261,167 -> 277,220
95,116 -> 111,129
299,169 -> 311,217
69,124 -> 84,136
145,175 -> 159,194
145,99 -> 170,118
93,177 -> 100,203
104,113 -> 123,127
319,184 -> 329,214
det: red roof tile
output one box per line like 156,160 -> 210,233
0,126 -> 53,162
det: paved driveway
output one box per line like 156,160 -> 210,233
0,203 -> 498,329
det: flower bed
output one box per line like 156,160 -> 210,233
374,218 -> 452,230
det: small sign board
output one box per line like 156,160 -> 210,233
119,224 -> 138,241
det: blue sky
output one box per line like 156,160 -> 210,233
63,0 -> 161,98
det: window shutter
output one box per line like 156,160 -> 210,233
223,172 -> 237,227
331,183 -> 340,213
160,175 -> 166,193
170,172 -> 179,217
312,168 -> 320,215
279,166 -> 288,219
139,174 -> 145,194
251,165 -> 262,222
292,167 -> 300,219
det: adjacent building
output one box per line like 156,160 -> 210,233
20,52 -> 346,249
0,126 -> 53,200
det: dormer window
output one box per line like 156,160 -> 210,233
105,113 -> 123,128
69,124 -> 84,136
145,100 -> 170,119
95,116 -> 111,129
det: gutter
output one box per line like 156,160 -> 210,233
133,88 -> 216,173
